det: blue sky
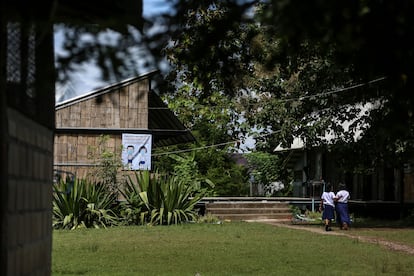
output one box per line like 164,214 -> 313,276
143,0 -> 174,18
55,0 -> 173,102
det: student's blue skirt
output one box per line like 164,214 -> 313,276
336,202 -> 351,224
322,205 -> 335,220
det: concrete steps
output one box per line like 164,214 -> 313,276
205,201 -> 293,223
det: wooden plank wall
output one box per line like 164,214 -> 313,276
56,80 -> 149,129
54,78 -> 149,178
54,133 -> 123,178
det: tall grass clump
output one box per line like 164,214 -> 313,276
119,170 -> 208,225
53,178 -> 119,229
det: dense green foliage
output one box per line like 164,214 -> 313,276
246,152 -> 281,186
53,178 -> 119,229
167,152 -> 215,193
120,171 -> 207,225
204,159 -> 249,196
246,151 -> 292,196
153,147 -> 250,196
161,1 -> 414,173
53,170 -> 208,228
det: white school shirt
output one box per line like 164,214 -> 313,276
336,190 -> 350,203
321,191 -> 335,207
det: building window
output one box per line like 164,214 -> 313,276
6,22 -> 21,83
26,24 -> 36,99
6,21 -> 38,115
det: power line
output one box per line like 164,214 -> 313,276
254,76 -> 387,104
152,131 -> 280,157
152,77 -> 387,157
152,140 -> 240,156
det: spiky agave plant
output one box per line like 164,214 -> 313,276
53,178 -> 119,229
120,171 -> 208,225
118,171 -> 151,225
82,181 -> 119,228
150,174 -> 206,225
53,178 -> 85,229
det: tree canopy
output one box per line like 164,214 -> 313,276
254,1 -> 414,165
158,0 -> 414,172
53,0 -> 414,172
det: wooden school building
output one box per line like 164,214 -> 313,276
54,71 -> 194,178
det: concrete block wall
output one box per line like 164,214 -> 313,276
4,108 -> 53,275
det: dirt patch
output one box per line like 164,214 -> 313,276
261,221 -> 414,255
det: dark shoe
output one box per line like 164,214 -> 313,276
326,227 -> 332,232
325,225 -> 329,231
342,223 -> 348,230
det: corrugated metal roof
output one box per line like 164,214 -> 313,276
148,90 -> 195,147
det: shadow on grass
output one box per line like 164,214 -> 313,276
351,216 -> 414,228
291,210 -> 414,229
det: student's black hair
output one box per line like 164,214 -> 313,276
326,183 -> 332,191
338,182 -> 346,190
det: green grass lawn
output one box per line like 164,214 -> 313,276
350,228 -> 414,247
52,222 -> 414,276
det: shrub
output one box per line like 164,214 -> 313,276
87,135 -> 123,197
53,178 -> 119,229
119,171 -> 207,225
196,214 -> 222,224
118,171 -> 151,225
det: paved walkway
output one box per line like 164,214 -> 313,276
256,220 -> 414,255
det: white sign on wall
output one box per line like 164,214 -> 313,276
121,133 -> 152,170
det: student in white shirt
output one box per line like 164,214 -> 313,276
319,183 -> 335,231
335,183 -> 351,230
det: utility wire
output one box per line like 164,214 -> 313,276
152,131 -> 281,157
152,140 -> 240,156
153,77 -> 387,157
255,76 -> 387,104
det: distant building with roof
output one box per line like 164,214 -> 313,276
54,71 -> 194,178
